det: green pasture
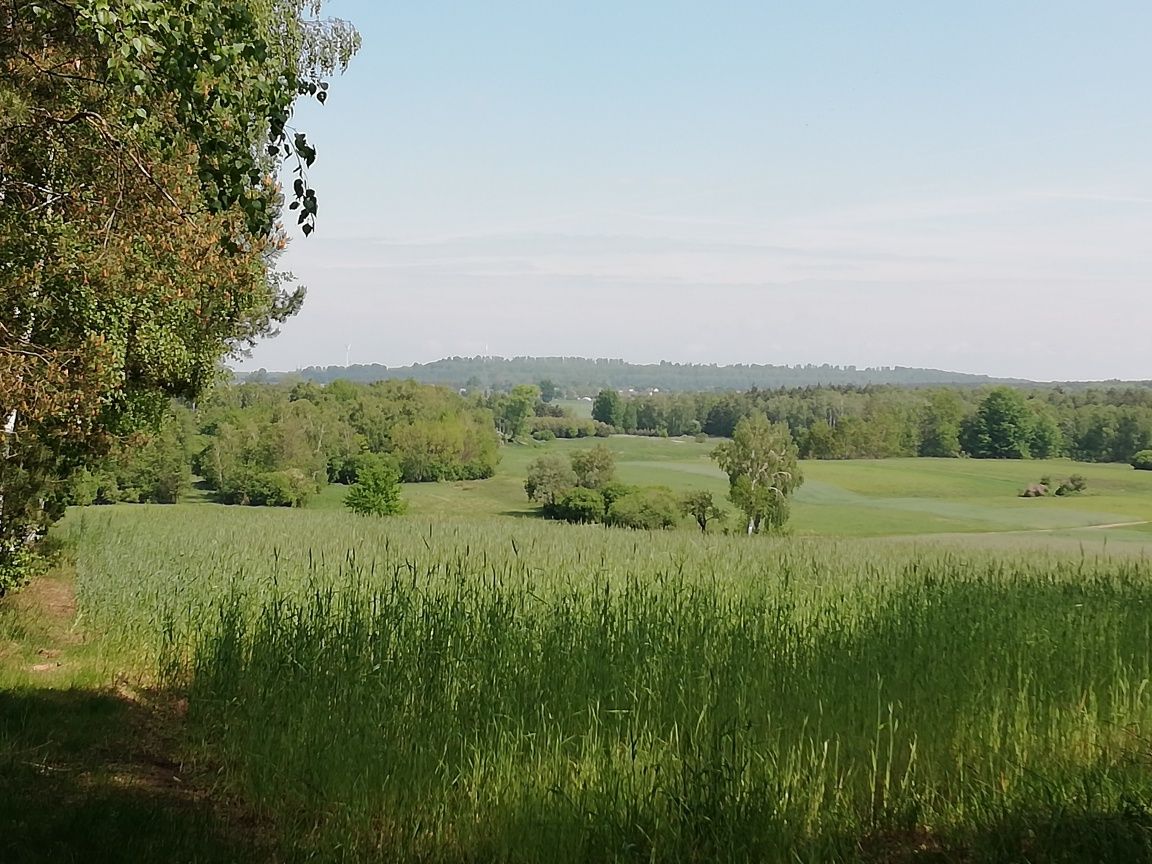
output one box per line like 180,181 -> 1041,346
309,436 -> 1152,547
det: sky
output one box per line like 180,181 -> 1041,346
239,0 -> 1152,381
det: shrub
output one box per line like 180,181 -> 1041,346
1055,474 -> 1088,497
531,429 -> 557,442
599,482 -> 636,516
556,488 -> 605,524
680,490 -> 725,533
527,416 -> 609,439
606,488 -> 680,530
0,539 -> 38,597
1132,450 -> 1152,471
255,469 -> 315,508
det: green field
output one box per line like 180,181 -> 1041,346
5,442 -> 1152,862
310,436 -> 1152,549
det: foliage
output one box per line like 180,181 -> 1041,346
555,487 -> 604,524
569,444 -> 616,490
605,487 -> 680,530
537,379 -> 558,402
72,412 -> 191,504
713,416 -> 803,534
591,389 -> 623,427
0,0 -> 359,576
919,390 -> 964,457
188,380 -> 498,505
344,455 -> 405,517
284,355 -> 1010,391
527,415 -> 610,439
1054,474 -> 1088,497
963,388 -> 1035,459
492,385 -> 539,442
1029,411 -> 1064,459
0,537 -> 38,596
680,490 -> 725,533
196,399 -> 326,506
1131,450 -> 1152,471
390,413 -> 498,482
251,468 -> 314,508
523,455 -> 577,512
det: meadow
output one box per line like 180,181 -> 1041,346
313,436 -> 1152,548
5,440 -> 1152,862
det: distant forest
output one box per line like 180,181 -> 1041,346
248,356 -> 1026,393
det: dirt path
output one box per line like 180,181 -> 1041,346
0,571 -> 278,864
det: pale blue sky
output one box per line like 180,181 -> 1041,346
242,0 -> 1151,380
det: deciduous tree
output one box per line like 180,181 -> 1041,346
680,490 -> 725,533
344,455 -> 405,517
712,416 -> 802,535
0,0 -> 358,583
524,455 -> 576,513
570,444 -> 616,490
592,389 -> 623,427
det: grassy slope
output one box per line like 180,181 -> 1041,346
309,436 -> 1152,545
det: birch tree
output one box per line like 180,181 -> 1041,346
712,416 -> 803,535
0,0 -> 358,588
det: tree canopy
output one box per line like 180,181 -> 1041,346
0,0 -> 359,585
713,416 -> 803,535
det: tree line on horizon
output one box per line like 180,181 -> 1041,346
250,355 -> 1029,392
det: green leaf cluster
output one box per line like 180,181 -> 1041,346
0,0 -> 359,575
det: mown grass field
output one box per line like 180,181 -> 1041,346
310,436 -> 1152,549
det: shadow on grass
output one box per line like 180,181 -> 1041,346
853,808 -> 1152,864
497,508 -> 545,519
182,477 -> 221,505
0,688 -> 275,864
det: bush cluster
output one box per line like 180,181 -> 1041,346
524,446 -> 681,530
1021,474 -> 1088,498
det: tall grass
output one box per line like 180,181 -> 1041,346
67,505 -> 1152,862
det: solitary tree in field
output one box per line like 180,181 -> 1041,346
712,416 -> 802,535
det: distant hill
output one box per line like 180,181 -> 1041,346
248,356 -> 1027,393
